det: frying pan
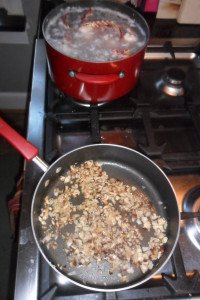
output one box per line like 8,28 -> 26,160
0,117 -> 180,292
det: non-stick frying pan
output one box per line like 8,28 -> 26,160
0,117 -> 180,292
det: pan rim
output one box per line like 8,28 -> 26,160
31,143 -> 180,292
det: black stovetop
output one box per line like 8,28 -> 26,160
13,37 -> 200,300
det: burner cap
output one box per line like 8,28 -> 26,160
163,68 -> 185,97
166,68 -> 185,85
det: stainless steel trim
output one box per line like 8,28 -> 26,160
33,156 -> 49,173
14,39 -> 47,300
144,52 -> 197,60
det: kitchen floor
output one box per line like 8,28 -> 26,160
0,111 -> 25,300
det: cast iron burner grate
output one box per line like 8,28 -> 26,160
39,243 -> 200,300
44,74 -> 200,175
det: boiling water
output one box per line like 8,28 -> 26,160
44,6 -> 147,62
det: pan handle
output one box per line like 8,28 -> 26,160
68,70 -> 125,85
0,117 -> 48,172
181,211 -> 200,220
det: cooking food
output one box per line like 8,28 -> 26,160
0,119 -> 180,290
44,6 -> 146,61
39,160 -> 168,283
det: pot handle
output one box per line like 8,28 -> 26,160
69,70 -> 125,85
0,117 -> 48,172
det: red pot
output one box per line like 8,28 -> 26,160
43,0 -> 149,104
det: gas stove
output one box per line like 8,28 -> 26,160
13,39 -> 200,300
13,4 -> 200,297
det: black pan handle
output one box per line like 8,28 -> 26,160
181,212 -> 200,220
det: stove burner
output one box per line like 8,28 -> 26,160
183,186 -> 200,251
70,98 -> 107,107
162,68 -> 185,97
54,88 -> 107,108
155,67 -> 186,99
